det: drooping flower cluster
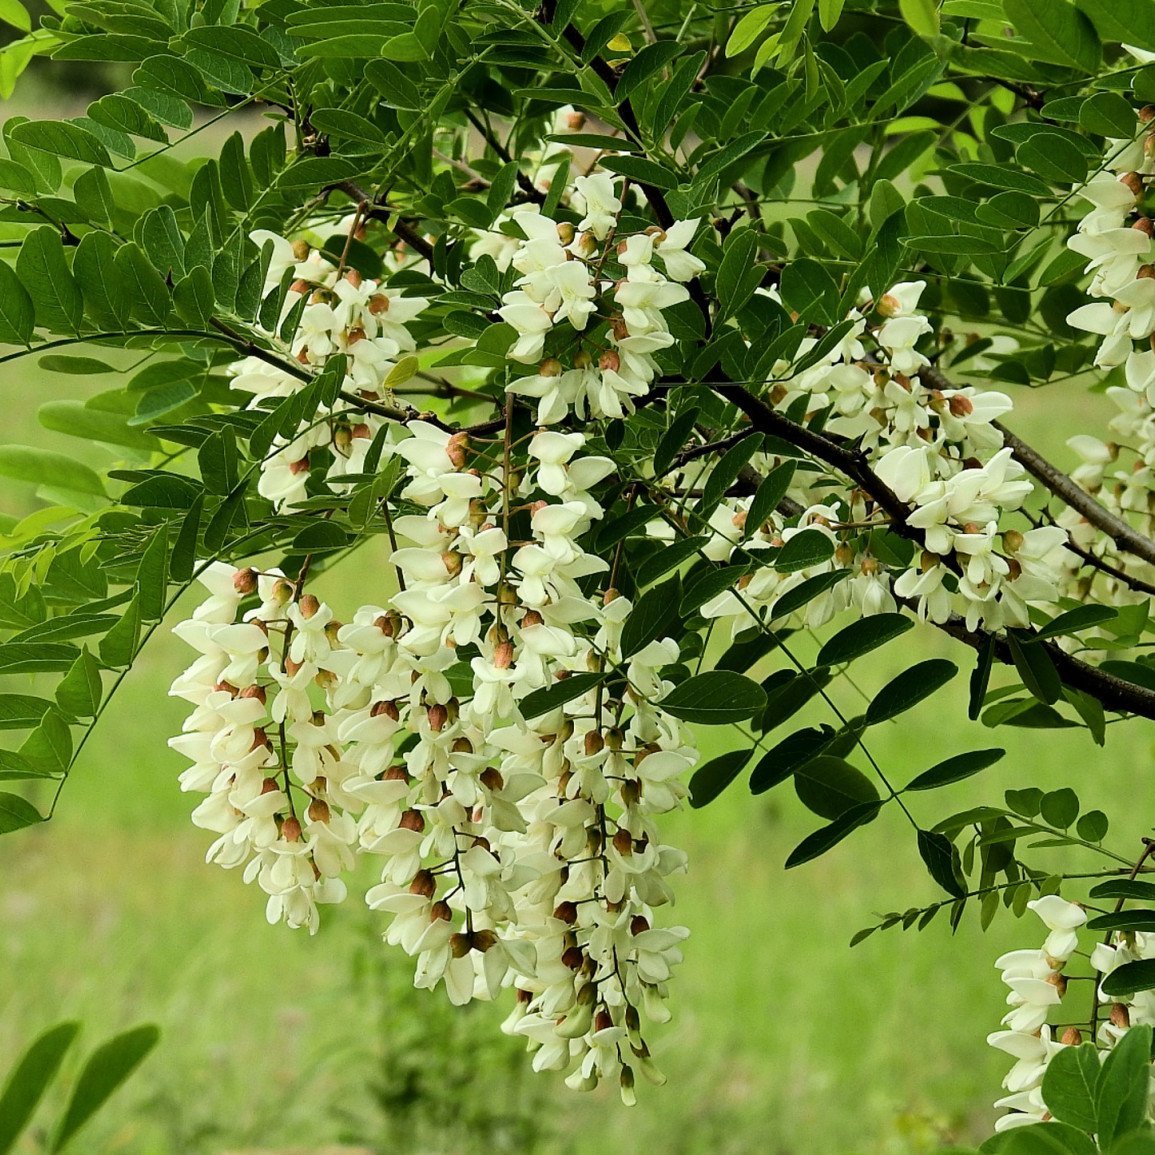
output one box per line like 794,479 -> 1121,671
987,896 -> 1087,1131
476,173 -> 704,424
685,280 -> 1068,636
229,227 -> 430,510
987,892 -> 1155,1132
1061,116 -> 1155,602
169,417 -> 698,1100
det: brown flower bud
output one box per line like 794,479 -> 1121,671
564,109 -> 586,131
251,726 -> 272,752
594,1009 -> 614,1034
307,797 -> 331,824
584,729 -> 605,757
556,221 -> 576,245
948,393 -> 974,417
342,268 -> 362,288
260,777 -> 280,795
472,928 -> 498,953
1060,1026 -> 1082,1046
561,945 -> 585,970
538,357 -> 564,378
1002,529 -> 1024,553
1111,1002 -> 1131,1029
213,680 -> 239,696
1122,171 -> 1145,197
480,767 -> 504,791
430,900 -> 453,922
399,808 -> 425,833
630,915 -> 650,936
410,869 -> 437,898
1044,971 -> 1067,997
427,703 -> 448,732
446,431 -> 470,469
449,932 -> 472,958
233,567 -> 259,594
371,699 -> 400,721
298,594 -> 321,618
1134,217 -> 1154,237
493,639 -> 514,669
613,827 -> 633,857
281,815 -> 302,842
599,349 -> 621,373
553,900 -> 578,924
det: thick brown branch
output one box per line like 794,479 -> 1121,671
714,378 -> 1155,722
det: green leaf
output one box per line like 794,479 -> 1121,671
1101,959 -> 1155,998
17,226 -> 83,334
0,643 -> 77,675
696,434 -> 763,519
0,791 -> 41,833
774,529 -> 834,572
689,748 -> 751,808
0,694 -> 54,730
779,257 -> 840,326
0,1022 -> 79,1155
55,648 -> 102,719
905,748 -> 1004,792
918,829 -> 964,896
1095,1024 -> 1153,1147
1033,605 -> 1118,640
785,799 -> 881,868
746,461 -> 795,534
0,259 -> 34,344
726,4 -> 778,57
136,525 -> 169,621
0,0 -> 30,33
598,154 -> 679,190
898,0 -> 940,37
1041,1043 -> 1100,1135
818,0 -> 845,31
617,40 -> 683,102
38,403 -> 160,452
793,755 -> 879,820
1007,630 -> 1062,705
9,120 -> 111,167
1074,0 -> 1155,55
518,672 -> 605,720
19,707 -> 71,774
659,671 -> 767,724
1004,0 -> 1100,71
73,232 -> 128,330
0,446 -> 105,500
1039,787 -> 1079,829
866,659 -> 957,725
98,599 -> 140,669
51,1024 -> 159,1153
1089,879 -> 1155,901
621,575 -> 682,659
715,229 -> 761,321
1075,809 -> 1109,841
816,613 -> 912,667
1086,910 -> 1155,932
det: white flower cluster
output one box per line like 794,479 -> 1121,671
168,419 -> 698,1100
987,896 -> 1088,1131
474,172 -> 704,424
228,229 -> 429,511
687,280 -> 1066,636
1061,119 -> 1155,601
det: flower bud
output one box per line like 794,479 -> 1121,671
556,221 -> 576,245
948,394 -> 974,417
410,869 -> 437,898
298,594 -> 321,619
213,680 -> 239,696
427,703 -> 448,732
260,777 -> 280,795
382,764 -> 410,783
479,767 -> 504,791
1111,1003 -> 1131,1028
630,915 -> 650,936
1060,1026 -> 1082,1046
553,900 -> 578,924
449,932 -> 472,958
430,900 -> 453,922
281,815 -> 302,842
307,797 -> 331,824
399,808 -> 425,833
595,1009 -> 614,1034
446,431 -> 470,468
538,356 -> 564,378
561,945 -> 585,970
472,928 -> 498,953
613,827 -> 633,857
599,349 -> 621,373
233,567 -> 259,595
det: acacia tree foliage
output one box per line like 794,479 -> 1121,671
4,0 -> 1155,1145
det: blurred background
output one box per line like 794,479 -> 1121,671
1,37 -> 1151,1155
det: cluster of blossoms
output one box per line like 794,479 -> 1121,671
987,896 -> 1088,1131
1062,115 -> 1155,601
683,280 -> 1067,637
475,171 -> 704,424
987,893 -> 1155,1131
169,413 -> 698,1099
228,226 -> 429,511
